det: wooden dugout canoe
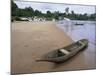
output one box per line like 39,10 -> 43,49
36,39 -> 88,63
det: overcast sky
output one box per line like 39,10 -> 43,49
14,1 -> 96,14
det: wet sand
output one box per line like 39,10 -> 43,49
11,21 -> 96,74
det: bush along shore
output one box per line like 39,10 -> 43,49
11,0 -> 96,22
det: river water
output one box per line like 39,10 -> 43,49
57,20 -> 96,44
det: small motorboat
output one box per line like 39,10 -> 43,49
36,39 -> 88,63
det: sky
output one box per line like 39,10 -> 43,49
14,1 -> 96,14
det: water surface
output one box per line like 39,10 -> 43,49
57,20 -> 96,44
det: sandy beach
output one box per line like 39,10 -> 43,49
11,21 -> 96,74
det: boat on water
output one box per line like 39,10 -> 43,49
36,39 -> 88,63
75,23 -> 84,25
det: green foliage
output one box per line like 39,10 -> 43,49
34,10 -> 42,17
11,0 -> 18,16
14,16 -> 21,21
89,13 -> 96,21
11,0 -> 18,11
11,0 -> 96,21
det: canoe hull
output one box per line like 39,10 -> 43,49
36,39 -> 88,63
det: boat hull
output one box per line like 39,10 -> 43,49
36,39 -> 88,63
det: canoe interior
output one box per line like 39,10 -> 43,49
44,39 -> 88,58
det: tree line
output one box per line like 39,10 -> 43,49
11,0 -> 96,21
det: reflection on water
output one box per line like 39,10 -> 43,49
57,20 -> 96,44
